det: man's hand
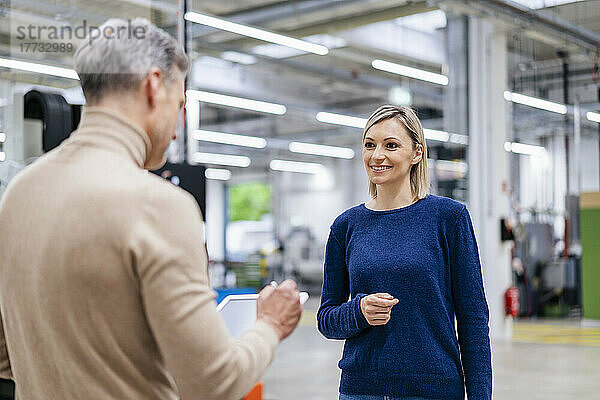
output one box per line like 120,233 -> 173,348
257,279 -> 302,340
360,293 -> 399,326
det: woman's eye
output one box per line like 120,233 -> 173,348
386,142 -> 398,149
364,142 -> 375,148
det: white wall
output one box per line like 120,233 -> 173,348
275,157 -> 365,246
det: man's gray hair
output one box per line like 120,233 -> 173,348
74,18 -> 189,103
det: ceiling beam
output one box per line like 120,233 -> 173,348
198,2 -> 436,47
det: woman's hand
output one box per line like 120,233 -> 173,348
360,293 -> 399,326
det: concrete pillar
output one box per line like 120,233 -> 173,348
444,12 -> 469,137
468,17 -> 512,340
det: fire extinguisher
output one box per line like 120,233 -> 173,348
505,287 -> 519,318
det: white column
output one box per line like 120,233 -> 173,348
468,17 -> 512,340
205,178 -> 226,262
550,134 -> 567,238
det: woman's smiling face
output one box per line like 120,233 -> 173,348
362,118 -> 422,189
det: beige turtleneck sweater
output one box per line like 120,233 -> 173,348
0,107 -> 279,400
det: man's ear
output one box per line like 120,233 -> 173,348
145,67 -> 162,108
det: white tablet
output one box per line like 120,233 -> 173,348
217,292 -> 309,339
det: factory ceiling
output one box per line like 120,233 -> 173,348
0,0 -> 598,170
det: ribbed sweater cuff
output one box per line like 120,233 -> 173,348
353,293 -> 370,330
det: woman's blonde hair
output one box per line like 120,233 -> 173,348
363,105 -> 430,199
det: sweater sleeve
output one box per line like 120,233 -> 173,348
131,186 -> 280,400
449,207 -> 492,400
317,228 -> 370,340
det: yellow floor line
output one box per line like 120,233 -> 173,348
300,310 -> 317,327
513,322 -> 600,347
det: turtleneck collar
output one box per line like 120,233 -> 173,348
70,106 -> 152,169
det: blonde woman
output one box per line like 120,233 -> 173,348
317,105 -> 492,400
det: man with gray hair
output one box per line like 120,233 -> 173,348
0,18 -> 301,400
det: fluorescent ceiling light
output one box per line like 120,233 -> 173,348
184,12 -> 329,56
372,59 -> 448,86
511,0 -> 583,9
192,152 -> 251,167
252,33 -> 345,59
193,129 -> 267,148
434,159 -> 468,174
186,89 -> 286,115
587,111 -> 600,123
0,132 -> 5,143
269,159 -> 324,174
0,152 -> 5,162
316,112 -> 367,129
504,141 -> 547,157
307,34 -> 346,49
289,141 -> 354,159
423,128 -> 449,142
220,51 -> 257,65
0,57 -> 79,80
449,133 -> 469,145
197,55 -> 232,68
252,43 -> 306,59
395,10 -> 447,33
504,91 -> 567,114
205,168 -> 232,181
388,86 -> 412,106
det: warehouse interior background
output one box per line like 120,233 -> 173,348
1,0 -> 600,399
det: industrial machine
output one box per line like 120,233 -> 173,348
282,226 -> 324,289
512,204 -> 582,318
0,89 -> 81,197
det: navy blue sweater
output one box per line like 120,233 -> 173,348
317,195 -> 492,399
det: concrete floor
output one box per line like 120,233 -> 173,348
262,305 -> 600,400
